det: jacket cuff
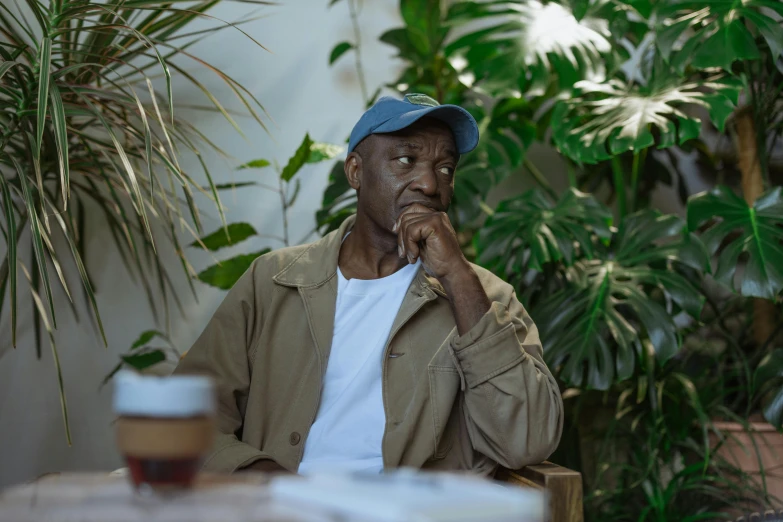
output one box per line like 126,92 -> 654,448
448,301 -> 527,390
202,442 -> 270,473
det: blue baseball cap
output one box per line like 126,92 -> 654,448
348,94 -> 479,155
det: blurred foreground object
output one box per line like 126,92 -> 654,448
0,468 -> 551,522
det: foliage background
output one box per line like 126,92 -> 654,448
2,1 -> 781,518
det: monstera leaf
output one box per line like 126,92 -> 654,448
656,0 -> 783,70
316,161 -> 356,235
475,188 -> 612,277
446,0 -> 619,95
687,186 -> 783,300
552,78 -> 740,163
451,97 -> 538,226
534,210 -> 709,390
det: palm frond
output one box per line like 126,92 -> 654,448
0,0 -> 269,440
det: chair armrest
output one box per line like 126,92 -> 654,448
494,461 -> 583,522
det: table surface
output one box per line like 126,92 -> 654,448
0,472 -> 340,522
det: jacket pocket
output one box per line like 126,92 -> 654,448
427,366 -> 460,459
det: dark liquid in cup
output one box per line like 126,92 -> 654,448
126,456 -> 202,490
116,415 -> 214,492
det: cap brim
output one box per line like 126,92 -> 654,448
372,104 -> 479,154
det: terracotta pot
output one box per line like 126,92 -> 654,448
710,421 -> 783,505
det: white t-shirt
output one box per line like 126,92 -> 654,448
297,260 -> 421,475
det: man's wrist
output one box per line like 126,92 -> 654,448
440,262 -> 481,296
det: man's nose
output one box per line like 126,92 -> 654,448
409,166 -> 438,196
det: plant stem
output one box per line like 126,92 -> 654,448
278,177 -> 289,247
523,158 -> 557,200
346,0 -> 370,105
629,149 -> 646,213
566,161 -> 577,188
611,155 -> 627,218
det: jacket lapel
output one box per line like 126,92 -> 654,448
298,281 -> 337,376
272,216 -> 355,374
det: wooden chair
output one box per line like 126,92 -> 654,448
495,461 -> 583,522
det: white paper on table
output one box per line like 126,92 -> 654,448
269,468 -> 547,522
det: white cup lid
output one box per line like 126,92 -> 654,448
113,370 -> 216,417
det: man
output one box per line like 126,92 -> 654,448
175,94 -> 563,475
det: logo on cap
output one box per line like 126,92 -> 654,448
404,93 -> 440,107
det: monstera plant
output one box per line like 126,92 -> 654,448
316,0 -> 783,517
0,0 -> 268,442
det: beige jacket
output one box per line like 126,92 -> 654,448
175,216 -> 563,475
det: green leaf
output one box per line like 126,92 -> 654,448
400,0 -> 442,54
0,175 -> 17,346
329,41 -> 354,65
35,37 -> 52,159
476,188 -> 612,274
553,78 -> 739,163
46,201 -> 107,347
190,222 -> 257,251
687,186 -> 783,299
130,330 -> 166,350
656,0 -> 783,68
281,134 -> 314,181
238,159 -> 271,170
121,350 -> 167,372
754,349 -> 783,429
100,362 -> 124,390
307,142 -> 344,164
197,250 -> 270,290
0,60 -> 19,81
316,161 -> 356,235
763,387 -> 783,430
212,182 -> 258,190
446,0 -> 614,94
379,28 -> 422,62
535,210 -> 707,390
9,156 -> 56,329
20,261 -> 70,446
49,83 -> 70,208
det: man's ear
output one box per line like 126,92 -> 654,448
344,151 -> 362,190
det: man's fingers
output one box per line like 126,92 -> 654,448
393,203 -> 436,231
398,214 -> 434,263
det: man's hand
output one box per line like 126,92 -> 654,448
393,204 -> 470,280
394,204 -> 491,335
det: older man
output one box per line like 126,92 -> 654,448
175,94 -> 563,475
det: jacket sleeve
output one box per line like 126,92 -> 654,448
448,290 -> 563,470
173,260 -> 273,472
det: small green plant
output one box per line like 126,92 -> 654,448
190,134 -> 343,290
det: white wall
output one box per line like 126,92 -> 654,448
0,0 -> 401,488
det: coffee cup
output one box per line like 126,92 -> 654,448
113,371 -> 216,492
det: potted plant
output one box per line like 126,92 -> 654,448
0,0 -> 268,442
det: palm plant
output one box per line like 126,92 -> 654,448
0,0 -> 269,442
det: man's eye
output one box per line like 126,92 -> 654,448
439,166 -> 454,175
399,157 -> 412,165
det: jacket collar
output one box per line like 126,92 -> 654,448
272,214 -> 447,297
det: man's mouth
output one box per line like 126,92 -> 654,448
400,202 -> 439,212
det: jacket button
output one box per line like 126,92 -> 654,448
289,432 -> 301,445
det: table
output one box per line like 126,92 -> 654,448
0,472 -> 337,522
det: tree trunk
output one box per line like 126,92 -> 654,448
735,108 -> 778,347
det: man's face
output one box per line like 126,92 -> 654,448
348,117 -> 459,232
